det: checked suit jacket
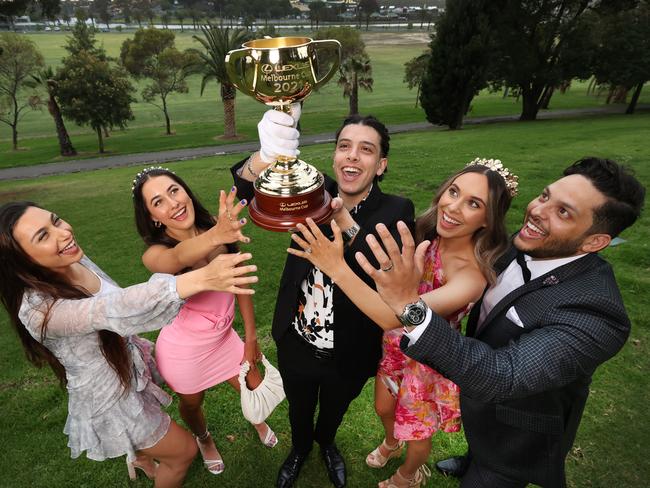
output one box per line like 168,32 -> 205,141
401,245 -> 631,487
232,158 -> 415,379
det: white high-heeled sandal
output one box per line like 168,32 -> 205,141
195,430 -> 225,475
258,423 -> 278,448
126,456 -> 158,480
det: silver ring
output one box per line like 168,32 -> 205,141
381,262 -> 394,272
305,248 -> 312,254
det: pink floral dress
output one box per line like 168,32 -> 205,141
378,238 -> 472,440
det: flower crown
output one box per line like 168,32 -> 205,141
131,166 -> 174,196
466,158 -> 519,197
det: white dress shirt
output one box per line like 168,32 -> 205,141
404,252 -> 588,345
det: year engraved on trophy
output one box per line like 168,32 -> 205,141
279,200 -> 309,212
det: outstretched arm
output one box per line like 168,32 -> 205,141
20,253 -> 258,339
143,188 -> 250,274
355,221 -> 630,402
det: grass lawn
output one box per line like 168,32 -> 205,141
2,31 -> 648,169
0,114 -> 648,487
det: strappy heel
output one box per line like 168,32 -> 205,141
126,456 -> 158,480
257,422 -> 278,448
195,430 -> 225,475
366,438 -> 405,468
378,464 -> 432,488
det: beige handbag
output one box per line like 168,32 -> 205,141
239,355 -> 286,424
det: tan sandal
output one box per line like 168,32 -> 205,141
378,464 -> 432,488
366,438 -> 405,468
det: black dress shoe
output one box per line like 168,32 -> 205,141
277,449 -> 307,488
321,444 -> 346,488
435,455 -> 469,478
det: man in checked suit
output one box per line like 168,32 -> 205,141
355,158 -> 645,488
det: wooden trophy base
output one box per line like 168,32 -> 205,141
248,183 -> 333,232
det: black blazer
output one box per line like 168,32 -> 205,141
232,159 -> 415,379
401,247 -> 631,487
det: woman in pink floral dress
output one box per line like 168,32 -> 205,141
286,159 -> 517,487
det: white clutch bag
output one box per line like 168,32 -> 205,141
239,355 -> 286,424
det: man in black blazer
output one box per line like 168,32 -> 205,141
232,107 -> 415,488
355,158 -> 645,487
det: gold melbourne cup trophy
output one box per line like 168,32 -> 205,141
226,37 -> 341,231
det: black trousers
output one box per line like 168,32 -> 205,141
277,330 -> 369,455
460,460 -> 528,488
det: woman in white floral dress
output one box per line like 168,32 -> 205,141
0,200 -> 256,488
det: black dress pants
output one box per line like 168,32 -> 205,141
277,330 -> 369,455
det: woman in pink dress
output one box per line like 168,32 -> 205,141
286,159 -> 518,487
132,167 -> 278,476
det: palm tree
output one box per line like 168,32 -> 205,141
192,24 -> 250,139
338,53 -> 373,116
32,67 -> 77,157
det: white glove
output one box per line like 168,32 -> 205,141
258,102 -> 301,163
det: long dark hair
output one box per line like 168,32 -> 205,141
132,168 -> 237,253
0,201 -> 132,390
415,165 -> 513,283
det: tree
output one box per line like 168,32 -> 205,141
403,50 -> 430,108
308,1 -> 327,30
313,26 -> 366,61
0,33 -> 44,150
121,28 -> 199,135
91,0 -> 111,30
358,0 -> 379,30
419,0 -> 497,129
56,51 -> 135,153
592,2 -> 650,114
338,53 -> 373,115
489,0 -> 600,120
64,20 -> 107,60
31,66 -> 77,156
192,24 -> 251,138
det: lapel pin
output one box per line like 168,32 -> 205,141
543,275 -> 560,286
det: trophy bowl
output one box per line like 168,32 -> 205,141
226,36 -> 341,231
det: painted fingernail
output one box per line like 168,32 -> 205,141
240,199 -> 247,205
240,218 -> 246,224
231,186 -> 236,192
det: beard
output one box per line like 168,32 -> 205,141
514,233 -> 586,259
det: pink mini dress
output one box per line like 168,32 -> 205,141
155,290 -> 244,394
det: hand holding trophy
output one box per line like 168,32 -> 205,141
226,37 -> 341,232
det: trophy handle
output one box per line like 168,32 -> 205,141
225,47 -> 256,97
309,40 -> 342,86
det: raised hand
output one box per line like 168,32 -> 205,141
202,252 -> 258,295
287,218 -> 346,280
258,102 -> 301,163
209,187 -> 250,245
354,221 -> 430,315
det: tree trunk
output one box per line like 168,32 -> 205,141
12,124 -> 18,150
162,96 -> 172,135
103,126 -> 110,138
349,75 -> 359,115
222,84 -> 237,138
48,94 -> 76,156
520,85 -> 542,121
96,126 -> 105,153
540,85 -> 555,110
626,82 -> 644,115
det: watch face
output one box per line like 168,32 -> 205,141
405,301 -> 427,326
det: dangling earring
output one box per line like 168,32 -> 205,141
154,221 -> 161,228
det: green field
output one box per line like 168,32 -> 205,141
2,31 -> 647,169
1,114 -> 648,487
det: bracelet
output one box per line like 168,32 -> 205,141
245,156 -> 259,178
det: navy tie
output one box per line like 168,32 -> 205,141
516,251 -> 531,283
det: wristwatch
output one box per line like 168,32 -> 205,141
341,222 -> 360,245
397,298 -> 428,327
